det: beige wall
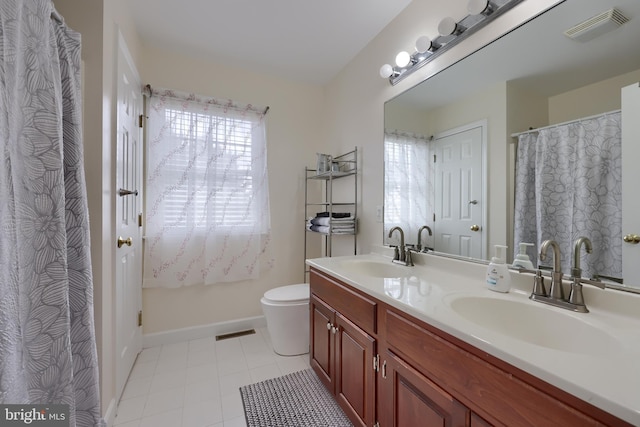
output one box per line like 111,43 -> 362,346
140,44 -> 325,334
549,69 -> 640,124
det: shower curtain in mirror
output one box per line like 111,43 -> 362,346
0,1 -> 103,426
514,111 -> 622,280
384,130 -> 432,243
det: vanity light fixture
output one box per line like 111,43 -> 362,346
415,35 -> 439,54
395,51 -> 412,68
468,0 -> 496,16
379,0 -> 525,85
438,17 -> 466,37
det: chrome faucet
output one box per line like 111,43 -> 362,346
417,225 -> 432,252
567,237 -> 605,312
527,238 -> 604,313
539,239 -> 564,300
388,226 -> 413,266
571,237 -> 592,279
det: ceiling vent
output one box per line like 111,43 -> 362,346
564,8 -> 629,42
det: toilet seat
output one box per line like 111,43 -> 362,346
262,284 -> 309,305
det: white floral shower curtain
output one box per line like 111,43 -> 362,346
144,88 -> 271,288
0,1 -> 103,426
514,111 -> 622,279
384,130 -> 432,242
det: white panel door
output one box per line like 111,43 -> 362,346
622,83 -> 640,288
434,125 -> 484,259
115,33 -> 143,400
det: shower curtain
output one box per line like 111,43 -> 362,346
0,1 -> 103,426
514,111 -> 622,280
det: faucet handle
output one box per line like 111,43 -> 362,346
531,270 -> 547,297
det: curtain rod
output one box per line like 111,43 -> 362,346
143,84 -> 270,115
510,109 -> 621,139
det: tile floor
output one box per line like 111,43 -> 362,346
113,327 -> 310,427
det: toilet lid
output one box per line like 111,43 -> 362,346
263,284 -> 309,304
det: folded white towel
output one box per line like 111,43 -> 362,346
311,216 -> 354,226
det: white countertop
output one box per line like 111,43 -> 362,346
306,248 -> 640,425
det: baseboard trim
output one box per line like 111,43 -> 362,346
142,315 -> 267,348
102,397 -> 116,427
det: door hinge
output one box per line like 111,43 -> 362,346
433,154 -> 436,163
138,213 -> 143,227
373,354 -> 380,372
137,310 -> 142,327
138,114 -> 144,128
433,213 -> 436,222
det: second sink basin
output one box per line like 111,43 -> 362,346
447,295 -> 619,356
338,259 -> 413,278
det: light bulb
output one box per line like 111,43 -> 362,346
415,36 -> 432,54
395,51 -> 411,68
468,0 -> 491,15
438,17 -> 458,36
379,64 -> 394,78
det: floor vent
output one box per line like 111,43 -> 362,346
215,329 -> 256,341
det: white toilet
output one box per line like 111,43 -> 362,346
261,283 -> 310,356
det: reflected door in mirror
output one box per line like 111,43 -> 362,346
434,125 -> 485,259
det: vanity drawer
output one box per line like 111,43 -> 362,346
309,268 -> 377,334
383,306 -> 626,427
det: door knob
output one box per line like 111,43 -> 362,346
470,224 -> 480,232
623,234 -> 640,244
117,236 -> 133,248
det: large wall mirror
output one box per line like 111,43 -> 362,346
384,0 -> 640,288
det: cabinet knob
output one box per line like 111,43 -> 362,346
327,322 -> 332,330
331,326 -> 337,334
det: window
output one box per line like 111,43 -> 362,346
144,88 -> 270,287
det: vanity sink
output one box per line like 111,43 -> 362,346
338,259 -> 413,278
447,295 -> 619,356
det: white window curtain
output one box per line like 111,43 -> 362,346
384,130 -> 432,240
513,111 -> 622,279
144,88 -> 271,288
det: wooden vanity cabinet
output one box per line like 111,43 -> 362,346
379,347 -> 469,427
309,270 -> 377,427
309,268 -> 632,427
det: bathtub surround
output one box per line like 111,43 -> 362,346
0,2 -> 102,425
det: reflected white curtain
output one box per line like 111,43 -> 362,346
144,88 -> 271,288
384,130 -> 432,242
514,111 -> 622,279
0,1 -> 103,426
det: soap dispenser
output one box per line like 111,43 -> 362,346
486,245 -> 511,293
512,242 -> 535,270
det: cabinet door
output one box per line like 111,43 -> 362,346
470,413 -> 494,427
380,349 -> 469,427
335,313 -> 376,427
310,294 -> 336,392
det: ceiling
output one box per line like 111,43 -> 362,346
128,0 -> 413,85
